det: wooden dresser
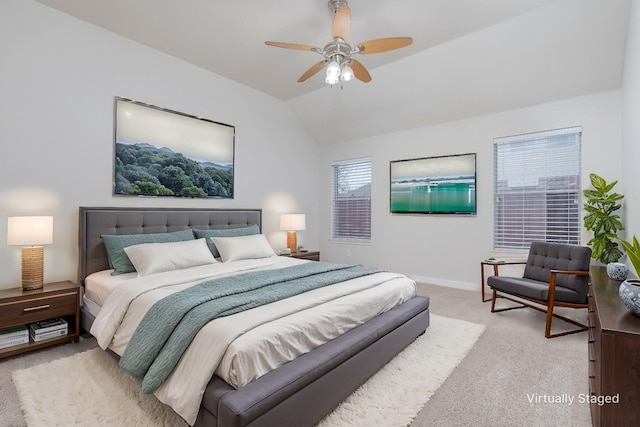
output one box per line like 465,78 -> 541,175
588,266 -> 640,426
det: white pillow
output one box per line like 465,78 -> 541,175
211,234 -> 276,262
124,238 -> 217,276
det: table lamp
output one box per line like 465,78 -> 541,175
7,216 -> 54,290
280,214 -> 306,254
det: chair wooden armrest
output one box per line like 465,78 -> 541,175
548,270 -> 590,297
549,269 -> 590,276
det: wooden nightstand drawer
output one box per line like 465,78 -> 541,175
0,291 -> 78,328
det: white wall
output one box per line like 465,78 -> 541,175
0,1 -> 320,289
622,0 -> 640,241
319,91 -> 623,290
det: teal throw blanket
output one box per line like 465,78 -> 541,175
119,261 -> 378,393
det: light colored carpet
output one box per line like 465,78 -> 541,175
413,283 -> 592,427
11,314 -> 484,427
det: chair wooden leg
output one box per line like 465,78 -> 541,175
545,303 -> 554,338
544,313 -> 588,338
491,291 -> 587,338
490,292 -> 527,313
489,267 -> 590,338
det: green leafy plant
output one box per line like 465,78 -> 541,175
618,236 -> 640,278
583,173 -> 624,264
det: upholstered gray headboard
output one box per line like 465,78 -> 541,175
78,207 -> 262,285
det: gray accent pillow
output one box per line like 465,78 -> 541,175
101,229 -> 195,275
193,225 -> 260,257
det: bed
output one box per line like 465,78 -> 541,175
78,206 -> 430,427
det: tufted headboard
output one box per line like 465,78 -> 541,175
78,206 -> 262,285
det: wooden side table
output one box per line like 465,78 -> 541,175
480,260 -> 526,302
286,251 -> 320,261
0,281 -> 80,359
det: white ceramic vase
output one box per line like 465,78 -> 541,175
607,262 -> 629,281
619,279 -> 640,316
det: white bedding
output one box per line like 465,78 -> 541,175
85,269 -> 136,306
89,257 -> 416,425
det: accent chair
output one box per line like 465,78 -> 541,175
488,241 -> 592,338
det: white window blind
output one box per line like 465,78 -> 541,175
494,127 -> 582,250
331,157 -> 372,241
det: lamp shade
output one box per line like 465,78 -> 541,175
280,214 -> 306,231
326,61 -> 340,77
341,65 -> 354,81
8,216 -> 54,246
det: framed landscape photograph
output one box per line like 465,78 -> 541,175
390,153 -> 477,215
113,97 -> 235,199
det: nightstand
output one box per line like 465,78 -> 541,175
287,251 -> 320,261
0,281 -> 80,359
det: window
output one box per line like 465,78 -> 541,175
331,157 -> 372,241
494,127 -> 582,250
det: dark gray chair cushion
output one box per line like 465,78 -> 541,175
487,276 -> 582,303
488,241 -> 592,304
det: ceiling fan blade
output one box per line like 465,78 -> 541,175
331,4 -> 351,41
356,37 -> 413,54
298,61 -> 327,82
265,41 -> 321,52
350,59 -> 371,83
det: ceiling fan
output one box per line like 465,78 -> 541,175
265,0 -> 413,85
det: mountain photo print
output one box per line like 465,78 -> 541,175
113,98 -> 235,199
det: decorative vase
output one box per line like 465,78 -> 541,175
618,279 -> 640,316
607,262 -> 629,281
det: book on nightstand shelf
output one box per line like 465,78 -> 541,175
28,318 -> 69,342
30,328 -> 68,342
0,326 -> 29,349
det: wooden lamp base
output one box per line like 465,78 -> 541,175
287,231 -> 298,254
21,246 -> 44,290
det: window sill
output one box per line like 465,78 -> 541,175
329,239 -> 372,245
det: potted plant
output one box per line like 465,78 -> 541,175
616,236 -> 640,316
583,173 -> 624,268
618,236 -> 640,278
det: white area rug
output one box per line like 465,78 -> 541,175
13,314 -> 485,427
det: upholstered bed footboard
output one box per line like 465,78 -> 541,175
195,295 -> 430,427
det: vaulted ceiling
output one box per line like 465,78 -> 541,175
35,0 -> 631,144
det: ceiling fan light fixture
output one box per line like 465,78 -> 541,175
325,72 -> 340,85
341,64 -> 354,81
326,60 -> 341,77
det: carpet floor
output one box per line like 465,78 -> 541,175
11,314 -> 484,427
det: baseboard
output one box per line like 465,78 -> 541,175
408,274 -> 477,292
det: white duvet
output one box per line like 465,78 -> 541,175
90,256 -> 416,425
